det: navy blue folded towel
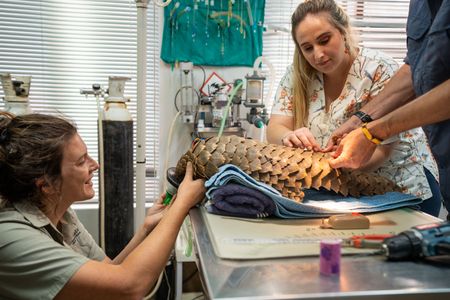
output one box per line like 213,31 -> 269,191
207,183 -> 276,218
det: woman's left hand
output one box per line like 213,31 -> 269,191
143,193 -> 167,234
282,127 -> 321,151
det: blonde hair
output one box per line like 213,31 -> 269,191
291,0 -> 358,128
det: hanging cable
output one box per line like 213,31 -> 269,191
143,271 -> 164,300
163,111 -> 182,192
151,0 -> 173,7
173,86 -> 201,112
194,64 -> 206,89
217,81 -> 244,138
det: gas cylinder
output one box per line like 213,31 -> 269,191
100,77 -> 134,258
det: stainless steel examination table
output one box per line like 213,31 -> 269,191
187,207 -> 450,300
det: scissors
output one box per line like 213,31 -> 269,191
342,234 -> 393,249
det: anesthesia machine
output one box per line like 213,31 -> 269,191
175,58 -> 273,138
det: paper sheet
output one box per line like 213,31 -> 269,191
201,207 -> 439,259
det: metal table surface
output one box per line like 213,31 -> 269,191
189,208 -> 450,300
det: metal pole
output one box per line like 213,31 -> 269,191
135,0 -> 148,231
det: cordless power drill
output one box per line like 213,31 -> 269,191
381,221 -> 450,260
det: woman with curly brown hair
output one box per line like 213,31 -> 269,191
0,112 -> 205,300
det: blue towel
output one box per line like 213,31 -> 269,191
205,164 -> 422,219
207,183 -> 276,218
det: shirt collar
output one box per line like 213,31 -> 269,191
13,200 -> 51,228
12,201 -> 74,245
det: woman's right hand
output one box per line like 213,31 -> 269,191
328,127 -> 377,169
323,115 -> 361,152
282,127 -> 321,151
174,162 -> 206,210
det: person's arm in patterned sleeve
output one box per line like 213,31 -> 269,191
266,68 -> 296,145
346,57 -> 399,171
330,79 -> 450,169
325,64 -> 416,150
266,67 -> 321,151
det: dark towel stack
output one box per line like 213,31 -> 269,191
207,183 -> 276,218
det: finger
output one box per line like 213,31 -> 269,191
297,135 -> 314,150
285,136 -> 301,148
320,145 -> 333,152
156,192 -> 165,204
329,145 -> 346,168
322,142 -> 335,152
283,139 -> 294,147
331,144 -> 343,158
324,141 -> 334,151
288,132 -> 304,148
298,129 -> 320,150
184,161 -> 193,179
325,138 -> 335,149
329,156 -> 345,169
330,149 -> 359,169
307,136 -> 321,151
281,132 -> 295,147
289,135 -> 304,148
197,180 -> 207,192
300,134 -> 313,150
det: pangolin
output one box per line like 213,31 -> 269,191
174,135 -> 400,202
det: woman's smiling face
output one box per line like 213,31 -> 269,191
59,133 -> 99,203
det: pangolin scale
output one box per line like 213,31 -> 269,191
174,135 -> 400,202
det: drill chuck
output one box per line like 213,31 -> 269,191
382,230 -> 422,260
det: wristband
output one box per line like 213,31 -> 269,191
354,111 -> 373,123
361,123 -> 383,145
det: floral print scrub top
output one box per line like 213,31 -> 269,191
271,48 -> 438,200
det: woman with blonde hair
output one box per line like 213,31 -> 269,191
266,0 -> 441,216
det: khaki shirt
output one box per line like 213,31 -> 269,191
0,201 -> 106,300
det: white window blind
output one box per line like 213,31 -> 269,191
262,0 -> 409,100
339,0 -> 409,62
0,0 -> 160,203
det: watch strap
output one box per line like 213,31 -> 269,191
354,111 -> 373,123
